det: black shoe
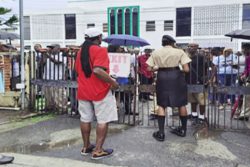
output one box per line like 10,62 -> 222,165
170,126 -> 186,137
0,155 -> 14,164
192,118 -> 206,126
191,117 -> 199,126
238,116 -> 249,121
188,114 -> 198,120
152,131 -> 165,141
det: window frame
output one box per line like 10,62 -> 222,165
164,20 -> 173,31
176,7 -> 192,37
87,23 -> 95,28
64,14 -> 76,40
107,6 -> 140,36
146,21 -> 156,32
243,4 -> 250,29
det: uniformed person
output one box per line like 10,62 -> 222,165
146,35 -> 191,141
186,43 -> 208,125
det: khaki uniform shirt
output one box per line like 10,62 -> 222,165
146,46 -> 191,68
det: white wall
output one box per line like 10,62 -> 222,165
25,0 -> 249,51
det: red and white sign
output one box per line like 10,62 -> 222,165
108,53 -> 131,77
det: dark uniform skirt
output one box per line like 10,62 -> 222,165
156,67 -> 188,108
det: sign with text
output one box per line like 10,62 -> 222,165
108,53 -> 131,77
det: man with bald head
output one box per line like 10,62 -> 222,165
186,43 -> 208,125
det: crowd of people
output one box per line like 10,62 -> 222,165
2,27 -> 247,161
74,27 -> 250,159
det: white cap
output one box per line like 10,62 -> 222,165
85,28 -> 102,38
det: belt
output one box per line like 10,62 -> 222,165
158,67 -> 179,71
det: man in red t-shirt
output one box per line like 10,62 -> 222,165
138,48 -> 154,101
75,28 -> 119,160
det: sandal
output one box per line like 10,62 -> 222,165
91,148 -> 113,160
80,144 -> 95,156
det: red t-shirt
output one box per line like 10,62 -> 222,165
138,54 -> 153,78
75,45 -> 110,101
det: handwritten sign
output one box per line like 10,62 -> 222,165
108,53 -> 131,77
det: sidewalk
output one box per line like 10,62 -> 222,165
0,114 -> 128,154
1,153 -> 123,167
0,112 -> 249,167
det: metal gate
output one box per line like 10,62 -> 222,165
28,48 -> 250,131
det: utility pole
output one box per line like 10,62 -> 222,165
19,0 -> 25,110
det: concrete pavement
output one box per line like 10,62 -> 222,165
1,153 -> 123,167
34,127 -> 250,167
0,113 -> 249,167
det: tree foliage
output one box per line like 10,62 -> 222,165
0,7 -> 18,27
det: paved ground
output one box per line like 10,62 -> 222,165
0,153 -> 122,167
34,127 -> 250,167
0,112 -> 249,167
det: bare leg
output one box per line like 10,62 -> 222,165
157,106 -> 165,116
179,106 -> 187,116
199,105 -> 205,115
191,103 -> 197,114
95,123 -> 108,152
80,122 -> 91,149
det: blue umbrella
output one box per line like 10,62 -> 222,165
0,31 -> 20,40
103,34 -> 150,47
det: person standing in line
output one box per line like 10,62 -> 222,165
186,43 -> 208,124
75,28 -> 119,159
138,48 -> 154,102
236,51 -> 246,75
107,45 -> 138,115
34,44 -> 43,79
213,48 -> 238,109
146,35 -> 191,141
238,43 -> 250,120
42,44 -> 67,112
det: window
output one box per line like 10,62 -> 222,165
103,23 -> 108,32
164,20 -> 173,31
65,14 -> 76,39
132,8 -> 139,36
108,6 -> 140,36
146,21 -> 155,31
117,9 -> 123,34
243,4 -> 250,29
87,23 -> 95,28
24,16 -> 30,40
110,9 -> 115,34
176,8 -> 191,36
125,8 -> 131,34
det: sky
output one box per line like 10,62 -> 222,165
1,0 -> 68,17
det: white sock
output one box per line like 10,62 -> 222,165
192,112 -> 198,117
199,115 -> 205,120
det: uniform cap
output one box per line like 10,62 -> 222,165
162,35 -> 176,43
85,28 -> 102,38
